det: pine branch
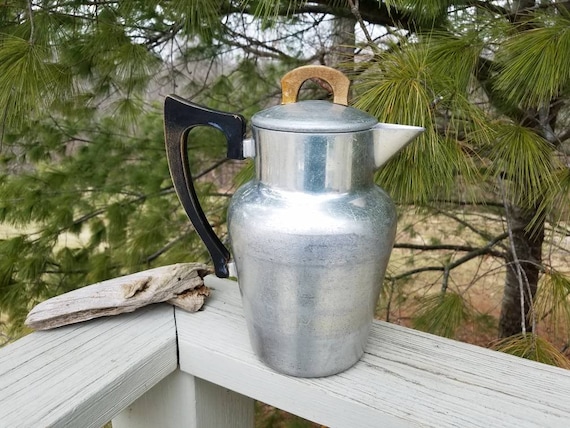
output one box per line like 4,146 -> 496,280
222,25 -> 291,59
388,265 -> 446,281
452,231 -> 512,263
145,23 -> 182,50
44,269 -> 89,275
187,56 -> 221,100
218,38 -> 289,60
423,199 -> 504,209
144,234 -> 188,264
394,242 -> 505,258
558,128 -> 570,145
466,0 -> 565,24
232,0 -> 433,32
307,0 -> 424,30
26,0 -> 34,44
389,231 -> 510,283
347,0 -> 374,46
429,207 -> 506,246
475,57 -> 532,125
25,157 -> 229,245
464,0 -> 510,18
219,17 -> 328,62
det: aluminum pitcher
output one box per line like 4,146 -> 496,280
164,65 -> 424,377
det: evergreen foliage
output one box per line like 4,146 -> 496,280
492,333 -> 570,369
1,1 -> 570,370
412,291 -> 470,338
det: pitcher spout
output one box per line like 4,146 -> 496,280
373,123 -> 425,168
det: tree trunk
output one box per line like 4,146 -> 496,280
327,15 -> 356,68
498,205 -> 545,338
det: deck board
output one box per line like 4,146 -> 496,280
0,304 -> 177,428
177,275 -> 570,428
3,269 -> 570,427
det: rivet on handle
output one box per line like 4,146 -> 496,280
280,65 -> 350,106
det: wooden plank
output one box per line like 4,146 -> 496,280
177,276 -> 570,428
0,304 -> 177,428
113,370 -> 254,428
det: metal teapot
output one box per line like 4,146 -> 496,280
164,65 -> 424,377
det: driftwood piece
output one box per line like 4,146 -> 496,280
25,263 -> 212,330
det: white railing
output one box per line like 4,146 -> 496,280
2,271 -> 570,427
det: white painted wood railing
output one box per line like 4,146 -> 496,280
2,271 -> 570,427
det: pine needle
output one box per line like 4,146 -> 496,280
233,160 -> 255,187
0,35 -> 72,127
534,271 -> 570,340
170,0 -> 224,37
495,14 -> 570,108
488,121 -> 558,212
383,0 -> 451,25
353,41 -> 486,204
412,291 -> 470,338
424,30 -> 484,92
492,333 -> 570,369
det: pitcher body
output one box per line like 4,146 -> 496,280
229,184 -> 396,376
228,125 -> 396,376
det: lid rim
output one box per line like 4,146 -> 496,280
251,125 -> 373,134
251,100 -> 377,133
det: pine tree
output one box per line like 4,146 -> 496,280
1,1 -> 569,366
352,1 -> 570,361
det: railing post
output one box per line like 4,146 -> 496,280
112,369 -> 254,428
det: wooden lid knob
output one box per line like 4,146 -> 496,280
280,65 -> 350,106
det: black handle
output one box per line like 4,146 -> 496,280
164,95 -> 246,278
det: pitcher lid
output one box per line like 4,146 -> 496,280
251,100 -> 378,133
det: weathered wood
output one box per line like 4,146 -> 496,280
25,263 -> 210,330
112,370 -> 255,428
0,304 -> 177,428
5,268 -> 570,428
177,275 -> 570,428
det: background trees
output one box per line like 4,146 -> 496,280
1,1 -> 569,365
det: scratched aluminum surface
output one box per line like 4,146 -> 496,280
228,128 -> 397,377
